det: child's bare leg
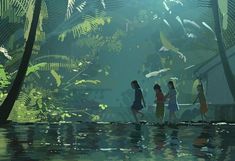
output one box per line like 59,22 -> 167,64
204,113 -> 208,121
201,112 -> 204,121
160,117 -> 163,124
173,112 -> 177,124
132,109 -> 139,123
169,111 -> 172,124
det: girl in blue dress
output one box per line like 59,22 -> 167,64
131,80 -> 146,123
165,81 -> 179,124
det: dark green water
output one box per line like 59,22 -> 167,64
0,122 -> 234,161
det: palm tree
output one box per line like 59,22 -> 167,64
0,0 -> 42,122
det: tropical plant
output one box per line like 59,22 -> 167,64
0,0 -> 42,122
58,13 -> 112,41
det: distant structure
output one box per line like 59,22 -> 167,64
194,46 -> 235,105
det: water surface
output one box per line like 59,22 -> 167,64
0,122 -> 234,161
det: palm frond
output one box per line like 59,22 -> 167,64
9,0 -> 32,16
65,0 -> 76,20
32,55 -> 93,72
59,13 -> 111,41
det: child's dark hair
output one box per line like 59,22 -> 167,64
168,81 -> 175,89
131,80 -> 140,89
153,83 -> 162,92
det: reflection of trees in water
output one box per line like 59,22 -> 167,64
77,124 -> 100,150
213,126 -> 235,161
6,124 -> 36,161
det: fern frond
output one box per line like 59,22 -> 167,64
59,14 -> 111,41
65,0 -> 76,20
9,0 -> 32,16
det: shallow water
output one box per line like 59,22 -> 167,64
0,122 -> 235,161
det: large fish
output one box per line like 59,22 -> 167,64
163,1 -> 170,11
159,46 -> 169,52
176,16 -> 186,33
168,0 -> 183,6
145,68 -> 170,78
0,46 -> 12,60
202,22 -> 217,40
183,19 -> 201,29
160,32 -> 186,62
163,19 -> 171,27
101,0 -> 106,9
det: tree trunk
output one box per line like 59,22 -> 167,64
212,0 -> 235,101
0,0 -> 42,122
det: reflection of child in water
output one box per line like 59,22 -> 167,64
131,80 -> 146,123
193,84 -> 208,121
153,84 -> 165,125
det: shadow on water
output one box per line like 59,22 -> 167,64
0,122 -> 235,160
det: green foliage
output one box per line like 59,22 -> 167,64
26,62 -> 47,76
0,64 -> 11,88
24,0 -> 48,54
33,55 -> 92,72
0,0 -> 22,23
91,114 -> 100,122
50,70 -> 62,87
65,0 -> 76,20
59,14 -> 112,41
75,80 -> 101,86
99,104 -> 108,110
77,30 -> 125,53
9,0 -> 31,17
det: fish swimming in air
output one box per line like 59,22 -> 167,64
170,77 -> 178,80
101,0 -> 106,9
183,19 -> 201,29
187,33 -> 196,38
145,68 -> 170,78
0,45 -> 12,60
163,19 -> 171,27
163,1 -> 170,11
159,46 -> 169,52
169,0 -> 183,6
184,65 -> 195,70
176,16 -> 186,33
202,22 -> 217,40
